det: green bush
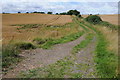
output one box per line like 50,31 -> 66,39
85,15 -> 102,24
15,42 -> 36,50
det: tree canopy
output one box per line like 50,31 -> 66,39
67,10 -> 80,16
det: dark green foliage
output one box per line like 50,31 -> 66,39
85,15 -> 102,24
47,12 -> 52,14
18,12 -> 21,13
67,10 -> 80,16
26,12 -> 29,13
77,15 -> 81,18
32,11 -> 45,14
15,42 -> 36,50
33,38 -> 53,45
60,12 -> 67,15
40,12 -> 45,14
56,13 -> 58,15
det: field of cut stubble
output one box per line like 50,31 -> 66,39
2,14 -> 73,44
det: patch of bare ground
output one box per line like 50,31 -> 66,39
3,34 -> 85,78
72,36 -> 97,78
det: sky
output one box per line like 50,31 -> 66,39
1,0 -> 120,14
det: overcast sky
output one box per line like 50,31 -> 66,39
1,0 -> 120,14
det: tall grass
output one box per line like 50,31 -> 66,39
99,21 -> 118,30
2,42 -> 36,73
2,45 -> 20,71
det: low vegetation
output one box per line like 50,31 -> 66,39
18,56 -> 82,78
72,33 -> 94,54
2,42 -> 36,72
12,24 -> 42,29
81,21 -> 118,78
40,31 -> 84,49
99,21 -> 118,30
2,45 -> 21,72
85,15 -> 102,24
14,42 -> 36,50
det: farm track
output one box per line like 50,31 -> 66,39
3,17 -> 97,78
3,34 -> 85,78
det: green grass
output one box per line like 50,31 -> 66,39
2,42 -> 36,72
81,21 -> 117,78
95,32 -> 117,78
73,17 -> 89,31
72,33 -> 94,54
39,31 -> 84,49
2,45 -> 21,72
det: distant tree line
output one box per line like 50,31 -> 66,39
2,10 -> 82,17
56,10 -> 81,17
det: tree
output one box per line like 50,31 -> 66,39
67,10 -> 80,16
56,13 -> 58,15
2,12 -> 5,14
33,11 -> 37,13
40,12 -> 45,14
18,12 -> 21,13
47,12 -> 52,14
26,12 -> 29,13
60,12 -> 67,15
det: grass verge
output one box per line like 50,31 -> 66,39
2,45 -> 21,73
81,21 -> 117,78
38,31 -> 84,49
2,42 -> 36,73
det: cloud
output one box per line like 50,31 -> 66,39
2,1 -> 118,14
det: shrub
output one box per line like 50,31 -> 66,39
85,15 -> 102,24
15,42 -> 36,50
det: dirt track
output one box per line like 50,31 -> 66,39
3,34 -> 86,78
